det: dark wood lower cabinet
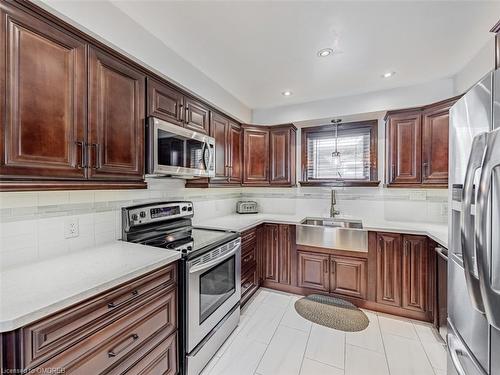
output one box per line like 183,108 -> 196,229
297,251 -> 330,292
376,232 -> 402,307
402,235 -> 428,313
0,263 -> 178,374
330,255 -> 367,300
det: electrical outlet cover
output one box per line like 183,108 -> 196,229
64,217 -> 79,239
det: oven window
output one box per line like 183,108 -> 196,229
199,256 -> 235,323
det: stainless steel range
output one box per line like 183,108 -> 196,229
122,201 -> 241,375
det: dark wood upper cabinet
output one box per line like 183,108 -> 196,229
0,3 -> 87,180
146,78 -> 184,125
385,97 -> 459,188
88,47 -> 145,181
330,255 -> 367,300
421,101 -> 452,185
402,235 -> 428,313
386,111 -> 422,185
243,126 -> 270,186
210,112 -> 229,181
376,232 -> 402,307
184,97 -> 210,134
263,224 -> 279,283
228,122 -> 242,183
297,251 -> 330,292
270,126 -> 296,186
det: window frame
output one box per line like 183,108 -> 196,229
300,120 -> 380,187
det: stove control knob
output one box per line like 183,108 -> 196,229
182,206 -> 187,211
131,214 -> 138,221
187,206 -> 193,212
140,211 -> 146,218
187,245 -> 193,251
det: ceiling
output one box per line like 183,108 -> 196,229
111,1 -> 500,110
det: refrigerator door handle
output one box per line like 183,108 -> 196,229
461,132 -> 488,313
475,127 -> 500,330
447,333 -> 468,375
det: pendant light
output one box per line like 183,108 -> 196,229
331,119 -> 342,169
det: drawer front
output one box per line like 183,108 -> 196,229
241,266 -> 258,305
108,330 -> 177,375
35,287 -> 176,374
241,228 -> 257,247
23,265 -> 176,369
241,245 -> 257,274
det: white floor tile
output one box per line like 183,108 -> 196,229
383,333 -> 435,375
261,289 -> 292,309
346,311 -> 384,353
280,299 -> 313,332
378,314 -> 418,340
209,335 -> 267,375
305,324 -> 345,369
413,322 -> 442,343
300,358 -> 344,375
237,302 -> 286,344
422,342 -> 447,371
256,325 -> 309,375
345,344 -> 389,375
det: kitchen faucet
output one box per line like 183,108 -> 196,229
330,189 -> 340,218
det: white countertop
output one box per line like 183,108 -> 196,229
195,213 -> 448,248
0,241 -> 180,332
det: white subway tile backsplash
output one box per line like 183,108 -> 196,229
0,192 -> 38,208
38,192 -> 70,206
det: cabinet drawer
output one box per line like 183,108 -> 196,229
35,287 -> 176,374
241,228 -> 257,247
23,265 -> 176,369
108,330 -> 177,375
241,266 -> 259,306
242,245 -> 257,274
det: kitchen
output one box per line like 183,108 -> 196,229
0,1 -> 499,375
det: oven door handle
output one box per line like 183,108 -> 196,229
189,245 -> 239,274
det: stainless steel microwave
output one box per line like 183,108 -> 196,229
146,117 -> 215,178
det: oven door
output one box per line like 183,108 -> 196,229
147,117 -> 215,178
186,239 -> 241,352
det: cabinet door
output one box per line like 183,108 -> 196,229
210,112 -> 230,182
147,78 -> 184,125
88,47 -> 145,180
228,122 -> 242,183
331,256 -> 367,299
402,235 -> 428,312
387,112 -> 421,185
376,233 -> 402,307
270,127 -> 292,185
278,224 -> 292,285
263,224 -> 279,283
243,127 -> 269,185
422,104 -> 451,185
0,4 -> 86,179
297,251 -> 330,292
184,97 -> 210,134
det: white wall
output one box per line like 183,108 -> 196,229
35,0 -> 252,123
453,37 -> 496,95
252,78 -> 455,124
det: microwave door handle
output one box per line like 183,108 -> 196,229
206,142 -> 214,173
461,132 -> 487,313
200,141 -> 208,170
475,128 -> 500,330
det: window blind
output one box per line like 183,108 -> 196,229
306,127 -> 371,180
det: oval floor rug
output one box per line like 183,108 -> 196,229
294,294 -> 369,332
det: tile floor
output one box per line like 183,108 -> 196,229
202,288 -> 447,375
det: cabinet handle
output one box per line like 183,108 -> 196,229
392,164 -> 396,179
323,259 -> 328,272
108,290 -> 139,309
378,237 -> 383,252
90,143 -> 101,169
107,333 -> 139,358
75,141 -> 85,168
403,240 -> 408,257
423,162 -> 429,178
331,260 -> 336,274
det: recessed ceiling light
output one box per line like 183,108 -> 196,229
317,48 -> 334,57
382,71 -> 396,78
281,90 -> 293,97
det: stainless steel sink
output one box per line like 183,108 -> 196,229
300,217 -> 363,229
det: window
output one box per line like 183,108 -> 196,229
301,120 -> 379,186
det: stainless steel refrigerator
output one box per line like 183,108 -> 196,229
448,68 -> 500,375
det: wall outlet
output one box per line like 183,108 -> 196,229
64,217 -> 79,239
409,191 -> 427,201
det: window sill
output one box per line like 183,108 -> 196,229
299,180 -> 381,187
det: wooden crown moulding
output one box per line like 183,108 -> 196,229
383,94 -> 463,121
8,0 -> 241,126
